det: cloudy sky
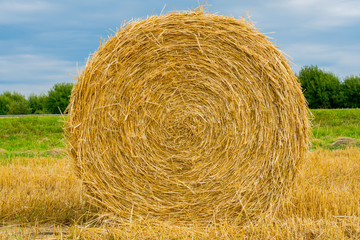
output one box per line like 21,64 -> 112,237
1,0 -> 359,96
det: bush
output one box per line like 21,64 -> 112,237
343,76 -> 360,108
0,91 -> 31,115
0,92 -> 11,115
298,65 -> 344,109
28,94 -> 48,114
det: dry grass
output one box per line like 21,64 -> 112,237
67,10 -> 309,224
1,148 -> 359,239
281,149 -> 360,220
0,157 -> 94,225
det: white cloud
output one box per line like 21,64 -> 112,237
221,0 -> 360,30
282,0 -> 360,28
0,0 -> 56,24
283,43 -> 360,78
0,54 -> 78,96
0,0 -> 359,96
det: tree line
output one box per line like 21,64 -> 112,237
299,65 -> 360,109
0,65 -> 359,114
0,82 -> 73,115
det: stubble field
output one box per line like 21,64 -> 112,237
0,109 -> 359,239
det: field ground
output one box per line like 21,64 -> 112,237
0,109 -> 360,239
1,149 -> 359,239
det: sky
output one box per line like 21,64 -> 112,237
1,0 -> 359,97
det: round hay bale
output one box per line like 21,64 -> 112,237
67,10 -> 310,224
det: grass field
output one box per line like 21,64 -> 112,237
0,116 -> 66,160
0,109 -> 359,160
0,109 -> 359,239
311,109 -> 360,148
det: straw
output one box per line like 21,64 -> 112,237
66,10 -> 310,224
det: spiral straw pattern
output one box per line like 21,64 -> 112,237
67,10 -> 310,224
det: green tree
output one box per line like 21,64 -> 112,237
0,92 -> 11,114
28,94 -> 48,114
0,91 -> 31,114
46,82 -> 73,114
8,99 -> 32,114
298,65 -> 343,109
343,75 -> 360,108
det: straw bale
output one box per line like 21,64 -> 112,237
66,10 -> 310,224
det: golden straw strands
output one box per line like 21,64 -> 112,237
66,9 -> 310,224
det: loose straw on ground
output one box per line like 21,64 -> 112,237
66,10 -> 310,224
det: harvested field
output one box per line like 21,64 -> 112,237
1,148 -> 359,239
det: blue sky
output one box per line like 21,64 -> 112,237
1,0 -> 359,96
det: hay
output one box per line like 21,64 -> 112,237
330,137 -> 357,147
66,10 -> 310,224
